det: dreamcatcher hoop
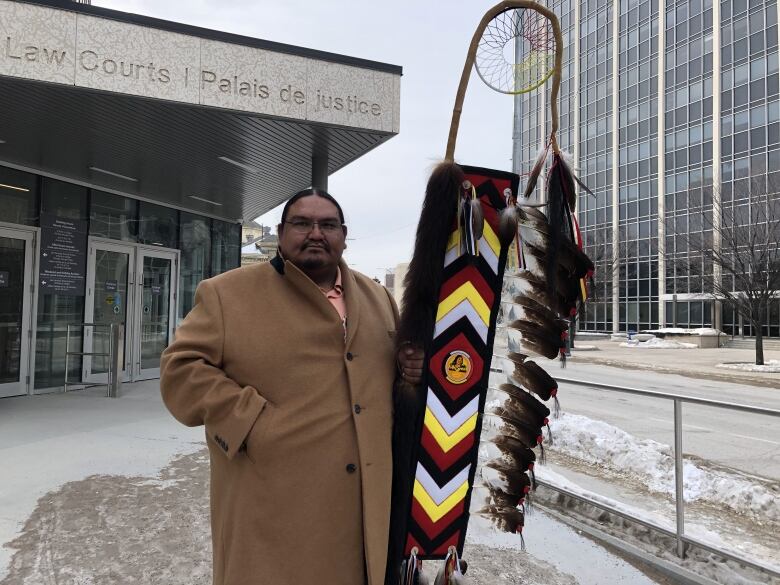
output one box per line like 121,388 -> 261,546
445,0 -> 563,161
474,8 -> 556,95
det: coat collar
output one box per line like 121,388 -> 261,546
271,253 -> 360,349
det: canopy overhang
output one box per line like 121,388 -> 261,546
0,0 -> 402,221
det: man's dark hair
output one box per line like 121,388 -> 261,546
279,188 -> 345,226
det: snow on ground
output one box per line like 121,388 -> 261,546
649,328 -> 721,336
717,360 -> 780,373
619,338 -> 697,349
0,385 -> 205,581
546,412 -> 780,524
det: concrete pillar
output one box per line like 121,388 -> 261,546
713,0 -> 723,332
657,0 -> 667,327
611,0 -> 621,332
311,152 -> 328,191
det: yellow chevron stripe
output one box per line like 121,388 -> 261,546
436,282 -> 490,325
446,230 -> 459,251
424,408 -> 478,452
482,221 -> 501,257
413,479 -> 470,522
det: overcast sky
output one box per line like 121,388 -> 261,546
98,0 -> 516,280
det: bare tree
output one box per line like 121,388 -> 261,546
666,190 -> 780,365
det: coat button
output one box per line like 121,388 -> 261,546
354,404 -> 362,414
346,463 -> 357,473
346,352 -> 354,361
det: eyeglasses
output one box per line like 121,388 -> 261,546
284,219 -> 344,234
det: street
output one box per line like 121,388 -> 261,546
551,362 -> 780,480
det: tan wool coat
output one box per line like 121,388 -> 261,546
160,258 -> 399,585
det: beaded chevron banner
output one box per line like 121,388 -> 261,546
402,165 -> 517,557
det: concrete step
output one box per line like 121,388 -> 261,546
722,337 -> 780,350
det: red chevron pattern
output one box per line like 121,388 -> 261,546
402,166 -> 518,558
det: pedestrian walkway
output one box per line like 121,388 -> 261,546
0,382 -> 664,584
570,338 -> 780,388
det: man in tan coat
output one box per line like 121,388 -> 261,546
160,189 -> 422,585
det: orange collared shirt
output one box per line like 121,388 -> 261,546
320,267 -> 347,335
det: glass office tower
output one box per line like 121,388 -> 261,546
515,0 -> 780,335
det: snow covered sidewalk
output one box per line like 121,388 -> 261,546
0,381 -> 663,585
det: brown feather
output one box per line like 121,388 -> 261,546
487,407 -> 544,447
484,460 -> 533,498
498,205 -> 519,246
523,146 -> 549,199
510,359 -> 558,402
493,432 -> 545,465
477,504 -> 525,534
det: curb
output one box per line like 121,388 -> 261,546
568,354 -> 780,389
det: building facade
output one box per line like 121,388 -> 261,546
0,0 -> 401,398
514,0 -> 780,335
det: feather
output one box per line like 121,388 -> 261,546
523,145 -> 549,199
508,273 -> 577,318
559,150 -> 595,198
482,432 -> 537,475
484,460 -> 533,498
498,205 -> 519,247
509,359 -> 558,402
487,416 -> 542,454
476,504 -> 525,535
513,295 -> 568,330
508,320 -> 565,360
544,153 -> 574,292
470,196 -> 484,242
493,431 -> 545,466
500,383 -> 551,422
505,351 -> 528,366
508,302 -> 568,335
488,407 -> 544,446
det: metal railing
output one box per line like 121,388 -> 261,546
536,372 -> 780,578
64,323 -> 123,398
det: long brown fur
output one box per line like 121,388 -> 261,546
397,161 -> 465,352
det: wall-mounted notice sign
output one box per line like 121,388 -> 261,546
39,213 -> 88,296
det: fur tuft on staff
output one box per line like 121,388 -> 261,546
397,161 -> 465,354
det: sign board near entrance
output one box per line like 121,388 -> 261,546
39,213 -> 87,295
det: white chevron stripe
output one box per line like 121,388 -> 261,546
426,389 -> 480,435
434,298 -> 488,342
478,238 -> 498,273
415,462 -> 472,505
444,246 -> 460,268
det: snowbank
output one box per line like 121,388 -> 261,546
649,328 -> 721,336
717,360 -> 780,373
547,413 -> 780,523
620,338 -> 697,349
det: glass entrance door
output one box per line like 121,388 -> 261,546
84,240 -> 178,384
134,248 -> 177,380
84,241 -> 133,383
0,227 -> 33,398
